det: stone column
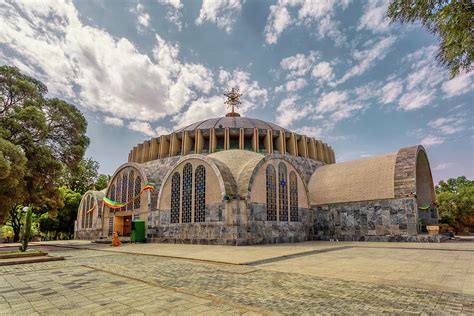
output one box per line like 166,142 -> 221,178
159,135 -> 170,158
298,135 -> 308,158
316,140 -> 324,162
137,143 -> 144,163
252,128 -> 258,152
149,138 -> 159,161
224,128 -> 230,150
308,138 -> 317,160
210,128 -> 217,153
196,129 -> 204,154
142,140 -> 150,163
239,128 -> 244,150
265,129 -> 273,154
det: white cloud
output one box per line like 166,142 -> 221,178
380,79 -> 403,104
442,72 -> 473,98
275,95 -> 309,127
315,91 -> 349,113
264,0 -> 350,45
432,163 -> 453,171
195,0 -> 242,33
264,4 -> 291,45
128,121 -> 171,137
358,0 -> 390,33
294,126 -> 324,138
130,3 -> 150,32
429,116 -> 466,135
335,36 -> 397,85
0,1 -> 216,125
104,117 -> 124,127
158,0 -> 183,30
311,61 -> 335,84
398,89 -> 435,110
420,135 -> 445,147
275,78 -> 307,93
175,96 -> 227,128
280,51 -> 318,79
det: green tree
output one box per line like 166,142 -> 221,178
5,206 -> 24,242
0,65 -> 90,223
62,158 -> 99,195
0,138 -> 27,224
436,176 -> 474,228
387,0 -> 473,78
95,174 -> 110,191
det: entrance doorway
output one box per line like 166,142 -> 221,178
114,215 -> 132,237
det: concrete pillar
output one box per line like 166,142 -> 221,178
142,140 -> 150,163
287,133 -> 297,156
308,138 -> 317,160
252,128 -> 258,152
137,143 -> 144,163
298,135 -> 308,158
265,129 -> 273,154
128,151 -> 132,162
316,140 -> 324,162
170,133 -> 181,156
182,131 -> 193,155
224,128 -> 230,150
239,128 -> 244,149
210,128 -> 217,153
131,147 -> 138,163
196,129 -> 204,154
159,135 -> 170,158
322,143 -> 330,164
149,138 -> 159,161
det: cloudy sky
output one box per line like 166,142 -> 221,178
1,0 -> 472,182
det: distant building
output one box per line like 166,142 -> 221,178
75,90 -> 438,244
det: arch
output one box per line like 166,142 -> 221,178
88,195 -> 93,228
171,172 -> 180,223
289,171 -> 298,221
182,163 -> 193,223
81,197 -> 86,229
278,162 -> 288,221
116,176 -> 122,209
121,172 -> 128,211
266,164 -> 277,221
194,165 -> 206,222
134,176 -> 142,209
127,170 -> 134,211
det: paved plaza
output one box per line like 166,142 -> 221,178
0,240 -> 472,315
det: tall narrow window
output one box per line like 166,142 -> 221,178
81,198 -> 86,229
134,176 -> 142,209
289,171 -> 298,222
278,163 -> 288,221
171,172 -> 181,224
194,165 -> 206,222
116,178 -> 121,211
182,163 -> 193,223
88,195 -> 93,228
127,171 -> 134,210
121,173 -> 128,212
109,184 -> 116,216
108,217 -> 114,236
266,164 -> 277,221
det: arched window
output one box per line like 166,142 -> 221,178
88,195 -> 93,228
278,162 -> 288,221
116,177 -> 122,210
121,173 -> 128,211
127,171 -> 134,210
134,176 -> 142,209
81,197 -> 86,229
289,171 -> 298,222
194,165 -> 206,222
171,172 -> 180,224
109,184 -> 116,215
182,163 -> 193,223
266,164 -> 277,221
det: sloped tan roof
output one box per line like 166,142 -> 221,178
308,153 -> 398,205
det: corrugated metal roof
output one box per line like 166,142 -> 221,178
176,116 -> 289,132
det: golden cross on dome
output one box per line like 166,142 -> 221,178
224,87 -> 242,117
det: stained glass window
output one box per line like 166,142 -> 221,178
81,197 -> 86,229
134,176 -> 142,209
110,184 -> 116,215
88,195 -> 93,228
194,165 -> 206,222
278,162 -> 288,221
290,171 -> 298,222
266,164 -> 277,221
127,171 -> 134,211
171,172 -> 180,224
116,177 -> 121,211
182,163 -> 193,223
108,216 -> 114,236
121,173 -> 128,212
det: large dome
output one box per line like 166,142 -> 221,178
177,116 -> 289,132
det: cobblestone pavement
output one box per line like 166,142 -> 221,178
0,247 -> 473,315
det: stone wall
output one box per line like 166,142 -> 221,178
311,198 -> 434,242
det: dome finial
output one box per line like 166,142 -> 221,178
224,87 -> 242,117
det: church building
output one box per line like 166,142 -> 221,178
75,89 -> 439,244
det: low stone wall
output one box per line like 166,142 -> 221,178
75,229 -> 101,240
311,198 -> 431,242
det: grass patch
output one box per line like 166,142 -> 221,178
0,250 -> 46,258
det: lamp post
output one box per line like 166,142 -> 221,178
19,206 -> 32,252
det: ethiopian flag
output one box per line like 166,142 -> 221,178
86,205 -> 96,214
103,197 -> 127,209
143,184 -> 155,191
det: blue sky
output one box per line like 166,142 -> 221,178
1,0 -> 472,183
